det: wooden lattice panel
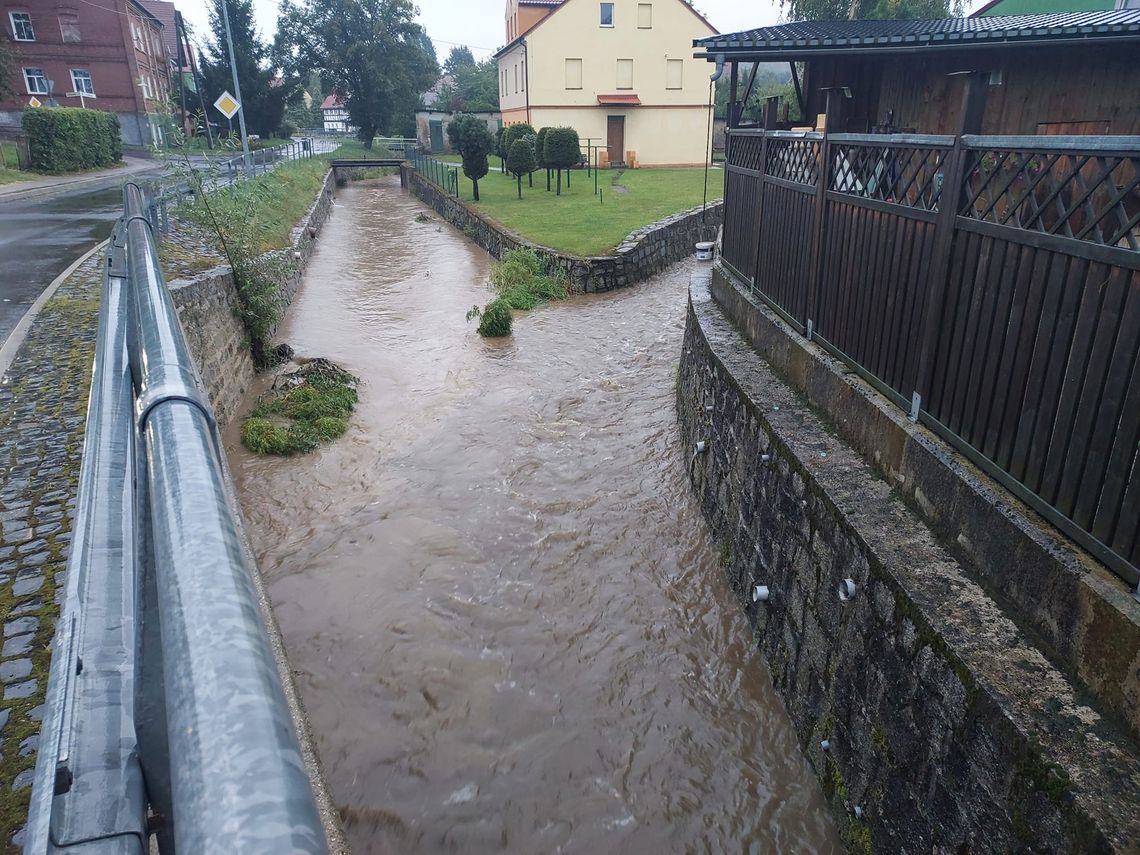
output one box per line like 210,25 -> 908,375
829,143 -> 950,211
961,147 -> 1140,251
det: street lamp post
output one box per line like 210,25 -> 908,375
220,0 -> 253,178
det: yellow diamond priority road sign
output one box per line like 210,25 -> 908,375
213,91 -> 240,119
28,96 -> 41,108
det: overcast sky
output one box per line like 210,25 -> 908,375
180,1 -> 823,62
182,0 -> 985,63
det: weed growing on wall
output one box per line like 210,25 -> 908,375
166,144 -> 327,367
241,361 -> 358,455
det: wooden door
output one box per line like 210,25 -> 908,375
607,116 -> 624,165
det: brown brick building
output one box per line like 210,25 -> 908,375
1,0 -> 172,146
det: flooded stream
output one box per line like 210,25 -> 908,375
224,177 -> 841,854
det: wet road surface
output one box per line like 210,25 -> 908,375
225,177 -> 841,854
0,186 -> 122,346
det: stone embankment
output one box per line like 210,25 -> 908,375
678,268 -> 1140,854
400,164 -> 723,293
166,169 -> 337,426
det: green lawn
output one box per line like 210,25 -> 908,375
181,155 -> 332,253
0,168 -> 33,185
451,166 -> 723,256
0,141 -> 33,184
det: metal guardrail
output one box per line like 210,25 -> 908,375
219,137 -> 318,183
24,183 -> 328,853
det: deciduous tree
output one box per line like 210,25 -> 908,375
443,45 -> 476,75
432,58 -> 499,113
778,0 -> 961,21
276,0 -> 438,147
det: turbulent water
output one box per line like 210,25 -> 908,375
223,177 -> 841,855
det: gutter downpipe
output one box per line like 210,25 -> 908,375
523,38 -> 531,126
702,54 -> 726,225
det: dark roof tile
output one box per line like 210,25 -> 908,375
694,9 -> 1140,54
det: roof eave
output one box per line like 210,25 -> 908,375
693,30 -> 1140,60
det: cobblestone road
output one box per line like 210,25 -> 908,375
0,252 -> 101,851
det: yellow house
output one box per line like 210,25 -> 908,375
496,0 -> 718,167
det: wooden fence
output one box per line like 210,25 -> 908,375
721,128 -> 1140,588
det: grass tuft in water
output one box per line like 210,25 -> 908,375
490,248 -> 569,310
241,362 -> 358,455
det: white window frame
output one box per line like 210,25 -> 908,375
10,11 -> 34,41
637,3 -> 652,28
600,2 -> 614,27
70,69 -> 95,97
59,12 -> 80,42
23,67 -> 49,95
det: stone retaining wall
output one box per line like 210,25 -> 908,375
400,164 -> 722,293
167,169 -> 336,426
679,270 -> 1140,854
708,266 -> 1140,740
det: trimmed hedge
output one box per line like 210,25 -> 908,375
22,108 -> 122,174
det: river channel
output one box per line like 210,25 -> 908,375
223,177 -> 841,854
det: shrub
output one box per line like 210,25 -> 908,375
22,108 -> 121,173
490,248 -> 568,309
449,114 -> 494,201
502,123 -> 535,161
543,126 -> 580,195
506,138 -> 536,199
477,297 -> 513,337
535,127 -> 551,190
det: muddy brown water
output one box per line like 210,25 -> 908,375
224,177 -> 842,854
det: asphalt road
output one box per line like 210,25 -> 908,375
0,185 -> 123,347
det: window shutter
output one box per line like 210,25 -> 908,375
617,59 -> 633,90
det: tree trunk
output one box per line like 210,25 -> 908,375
517,175 -> 522,199
473,178 -> 480,201
556,169 -> 561,195
567,169 -> 571,188
528,171 -> 532,187
546,168 -> 551,191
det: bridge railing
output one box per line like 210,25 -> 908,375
24,183 -> 329,854
409,150 -> 459,197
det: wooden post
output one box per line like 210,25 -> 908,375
728,61 -> 740,129
911,71 -> 988,421
748,131 -> 770,291
764,96 -> 779,131
803,89 -> 844,335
